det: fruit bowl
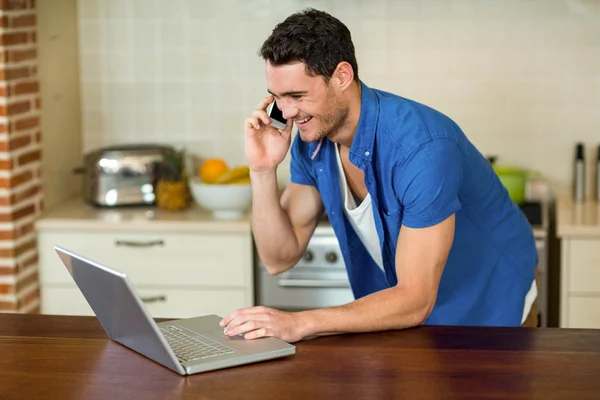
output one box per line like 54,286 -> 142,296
188,177 -> 252,220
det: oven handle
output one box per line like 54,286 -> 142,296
278,279 -> 350,288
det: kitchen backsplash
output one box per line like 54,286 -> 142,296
77,0 -> 600,196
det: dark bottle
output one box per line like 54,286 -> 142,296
574,143 -> 585,203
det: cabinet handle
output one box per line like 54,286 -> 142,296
115,240 -> 165,248
140,295 -> 167,303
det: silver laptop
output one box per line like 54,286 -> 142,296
54,245 -> 295,375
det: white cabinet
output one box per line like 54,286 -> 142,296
557,197 -> 600,328
560,238 -> 600,328
36,199 -> 254,319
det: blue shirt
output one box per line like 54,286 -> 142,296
289,81 -> 538,326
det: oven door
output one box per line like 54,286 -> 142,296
256,265 -> 354,311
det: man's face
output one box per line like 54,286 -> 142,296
265,61 -> 349,143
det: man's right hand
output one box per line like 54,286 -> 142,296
244,95 -> 294,173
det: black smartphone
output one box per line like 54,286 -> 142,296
267,101 -> 287,130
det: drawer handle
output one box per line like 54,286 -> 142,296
115,240 -> 165,248
140,295 -> 167,303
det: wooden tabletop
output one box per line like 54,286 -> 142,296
1,313 -> 599,400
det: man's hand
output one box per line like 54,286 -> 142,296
219,306 -> 306,343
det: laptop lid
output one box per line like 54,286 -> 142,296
54,245 -> 186,375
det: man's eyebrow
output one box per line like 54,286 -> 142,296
267,89 -> 308,97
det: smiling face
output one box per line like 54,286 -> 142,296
265,61 -> 350,143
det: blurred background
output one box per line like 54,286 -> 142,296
1,0 -> 599,329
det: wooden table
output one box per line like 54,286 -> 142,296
1,314 -> 599,399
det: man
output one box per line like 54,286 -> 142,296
220,9 -> 538,342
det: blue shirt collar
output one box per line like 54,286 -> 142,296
307,80 -> 379,165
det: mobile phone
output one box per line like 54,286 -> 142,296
267,101 -> 287,130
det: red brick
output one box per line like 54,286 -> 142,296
10,170 -> 33,188
0,197 -> 10,206
13,81 -> 37,95
0,100 -> 31,116
10,14 -> 34,28
14,116 -> 38,131
17,149 -> 39,165
16,270 -> 37,292
18,253 -> 36,272
0,16 -> 8,27
15,238 -> 36,257
8,48 -> 35,63
0,265 -> 15,275
8,135 -> 31,150
1,0 -> 30,10
12,184 -> 39,203
0,159 -> 13,170
0,67 -> 30,81
17,286 -> 39,310
0,32 -> 28,46
0,229 -> 15,240
0,85 -> 9,97
0,300 -> 17,311
34,131 -> 40,142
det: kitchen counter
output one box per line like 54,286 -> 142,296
1,313 -> 600,399
557,197 -> 600,237
35,197 -> 251,234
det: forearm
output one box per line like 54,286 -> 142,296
297,286 -> 432,338
250,170 -> 301,270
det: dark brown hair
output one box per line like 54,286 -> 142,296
259,8 -> 359,82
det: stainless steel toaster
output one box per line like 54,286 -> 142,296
74,144 -> 174,207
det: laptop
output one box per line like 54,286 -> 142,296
54,245 -> 296,375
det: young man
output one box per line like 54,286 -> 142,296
220,9 -> 538,342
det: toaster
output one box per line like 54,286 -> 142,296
74,144 -> 174,207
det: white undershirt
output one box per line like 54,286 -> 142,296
334,144 -> 537,325
334,144 -> 384,272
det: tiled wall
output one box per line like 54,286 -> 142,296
77,0 -> 600,197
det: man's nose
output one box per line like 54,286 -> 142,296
278,100 -> 297,120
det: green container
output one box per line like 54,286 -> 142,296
492,165 -> 536,205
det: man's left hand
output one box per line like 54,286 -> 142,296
219,306 -> 306,343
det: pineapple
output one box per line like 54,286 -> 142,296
156,148 -> 190,211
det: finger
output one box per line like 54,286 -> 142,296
244,116 -> 262,131
256,95 -> 274,111
220,306 -> 273,327
244,327 -> 272,340
281,118 -> 294,141
252,109 -> 270,126
225,315 -> 272,336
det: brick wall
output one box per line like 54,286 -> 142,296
0,0 -> 41,314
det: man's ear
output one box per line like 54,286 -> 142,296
334,61 -> 355,92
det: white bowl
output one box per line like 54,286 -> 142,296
189,177 -> 252,220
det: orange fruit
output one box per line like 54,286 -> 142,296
199,158 -> 229,183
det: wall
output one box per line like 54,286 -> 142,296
37,0 -> 82,212
0,0 -> 41,313
77,0 -> 600,197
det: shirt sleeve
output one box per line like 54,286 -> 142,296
289,133 -> 317,187
395,139 -> 463,228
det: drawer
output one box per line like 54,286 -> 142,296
567,296 -> 600,329
40,285 -> 250,319
38,231 -> 252,288
567,239 -> 600,293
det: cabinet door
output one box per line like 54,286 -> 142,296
567,297 -> 600,329
41,285 -> 248,319
566,239 -> 600,294
38,231 -> 253,289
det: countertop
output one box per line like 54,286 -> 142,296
1,313 -> 600,400
557,196 -> 600,238
35,197 -> 252,234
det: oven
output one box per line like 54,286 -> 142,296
255,223 -> 354,311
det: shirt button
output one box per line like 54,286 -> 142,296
364,151 -> 370,157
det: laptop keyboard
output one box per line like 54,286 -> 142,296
159,324 -> 235,362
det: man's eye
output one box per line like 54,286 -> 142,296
291,95 -> 303,100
